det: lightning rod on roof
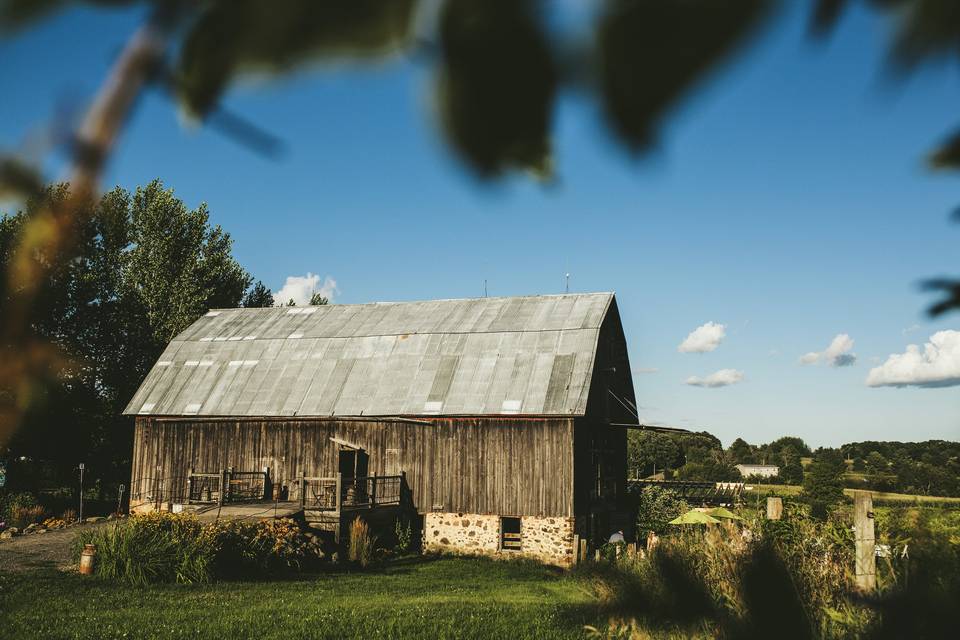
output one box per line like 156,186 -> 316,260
565,273 -> 570,294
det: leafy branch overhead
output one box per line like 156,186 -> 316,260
1,0 -> 959,313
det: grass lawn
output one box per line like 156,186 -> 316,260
0,556 -> 602,640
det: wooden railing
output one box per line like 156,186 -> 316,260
299,473 -> 403,513
187,468 -> 268,505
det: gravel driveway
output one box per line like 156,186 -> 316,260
0,523 -> 109,573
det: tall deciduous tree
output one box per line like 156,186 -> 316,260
0,179 -> 259,487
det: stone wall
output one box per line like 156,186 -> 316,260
423,512 -> 576,566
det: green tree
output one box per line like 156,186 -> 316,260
242,281 -> 274,308
779,449 -> 804,485
309,293 -> 329,306
727,437 -> 756,464
864,451 -> 889,476
627,430 -> 682,478
801,450 -> 846,520
0,180 -> 260,487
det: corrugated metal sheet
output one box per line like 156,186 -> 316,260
124,292 -> 614,417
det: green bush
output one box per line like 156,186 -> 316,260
73,513 -> 317,584
633,485 -> 688,537
0,491 -> 42,527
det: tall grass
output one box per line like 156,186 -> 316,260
584,504 -> 960,639
73,513 -> 317,584
348,517 -> 376,567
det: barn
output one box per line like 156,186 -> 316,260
123,292 -> 639,565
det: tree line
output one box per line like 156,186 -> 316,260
627,430 -> 960,498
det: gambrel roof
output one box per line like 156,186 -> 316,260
124,292 -> 617,418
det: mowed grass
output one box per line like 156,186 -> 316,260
0,556 -> 601,640
742,484 -> 960,504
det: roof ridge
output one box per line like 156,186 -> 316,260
206,291 -> 615,312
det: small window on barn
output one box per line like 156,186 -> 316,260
501,517 -> 521,551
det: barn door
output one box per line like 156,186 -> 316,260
337,448 -> 368,479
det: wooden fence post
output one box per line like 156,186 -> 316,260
298,471 -> 305,508
766,497 -> 783,520
573,534 -> 580,564
580,538 -> 588,563
335,472 -> 342,513
854,491 -> 877,591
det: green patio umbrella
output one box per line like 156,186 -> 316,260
669,510 -> 721,525
705,507 -> 743,521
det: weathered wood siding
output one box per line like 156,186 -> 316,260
131,416 -> 574,517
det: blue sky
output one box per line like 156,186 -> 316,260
1,3 -> 957,448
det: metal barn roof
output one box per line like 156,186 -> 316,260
124,292 -> 616,418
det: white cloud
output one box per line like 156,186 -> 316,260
633,367 -> 659,374
678,322 -> 726,353
866,330 -> 960,388
685,369 -> 745,388
798,333 -> 857,367
273,273 -> 338,306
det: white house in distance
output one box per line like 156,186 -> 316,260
735,464 -> 779,479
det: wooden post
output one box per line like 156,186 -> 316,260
579,538 -> 588,564
766,496 -> 783,520
573,534 -> 580,564
186,468 -> 193,505
370,472 -> 377,508
218,469 -> 226,507
335,472 -> 342,514
627,542 -> 636,559
854,491 -> 877,591
298,471 -> 305,508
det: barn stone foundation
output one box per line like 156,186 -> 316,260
423,512 -> 575,566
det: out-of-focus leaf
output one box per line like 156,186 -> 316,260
876,0 -> 960,68
0,0 -> 137,35
436,0 -> 557,177
929,128 -> 960,169
922,277 -> 960,316
176,0 -> 417,117
809,0 -> 848,37
0,156 -> 44,200
597,0 -> 775,152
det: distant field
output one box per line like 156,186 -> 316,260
742,484 -> 960,504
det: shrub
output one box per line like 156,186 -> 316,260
348,517 -> 376,567
634,485 -> 688,537
9,505 -> 46,528
0,491 -> 43,526
73,513 -> 317,584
